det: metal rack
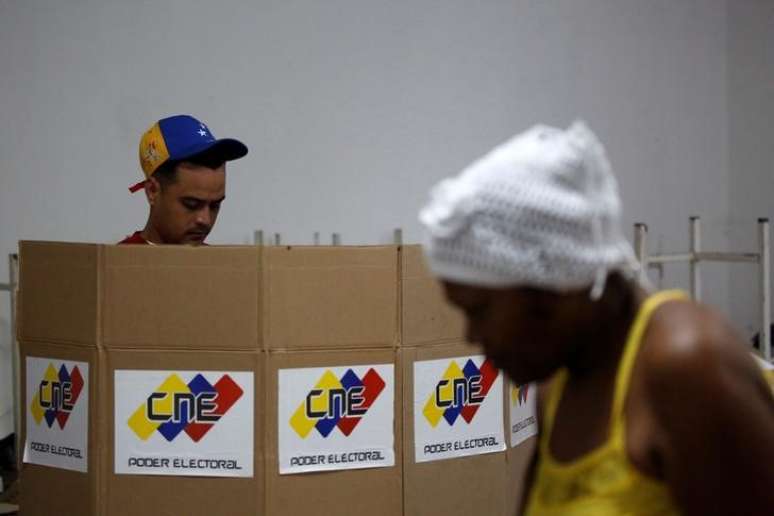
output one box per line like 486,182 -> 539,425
252,228 -> 405,246
634,217 -> 771,361
0,254 -> 19,465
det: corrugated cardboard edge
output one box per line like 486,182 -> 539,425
397,246 -> 404,350
504,369 -> 537,514
15,244 -> 21,473
397,247 -> 406,516
260,245 -> 270,516
96,244 -> 106,516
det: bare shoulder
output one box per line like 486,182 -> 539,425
639,299 -> 770,402
636,298 -> 774,513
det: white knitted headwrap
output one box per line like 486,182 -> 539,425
419,121 -> 640,299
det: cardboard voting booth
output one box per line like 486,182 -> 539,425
17,242 -> 536,516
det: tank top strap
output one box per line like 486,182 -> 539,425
539,290 -> 688,453
609,290 -> 688,433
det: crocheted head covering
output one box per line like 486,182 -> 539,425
419,121 -> 640,299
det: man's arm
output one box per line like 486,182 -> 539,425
645,303 -> 774,516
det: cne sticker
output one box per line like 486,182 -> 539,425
114,370 -> 254,477
278,364 -> 395,474
24,357 -> 90,472
413,355 -> 505,463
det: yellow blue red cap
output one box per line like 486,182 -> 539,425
131,114 -> 248,193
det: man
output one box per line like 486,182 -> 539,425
419,122 -> 774,515
121,114 -> 248,245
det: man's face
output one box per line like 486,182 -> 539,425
442,281 -> 575,384
148,162 -> 226,245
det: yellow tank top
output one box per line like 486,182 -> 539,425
752,353 -> 774,393
524,290 -> 686,516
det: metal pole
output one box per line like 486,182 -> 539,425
690,216 -> 702,301
634,223 -> 649,285
393,228 -> 403,246
693,252 -> 759,263
9,254 -> 19,468
759,219 -> 771,361
647,254 -> 693,264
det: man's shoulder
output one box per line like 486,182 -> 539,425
118,231 -> 148,245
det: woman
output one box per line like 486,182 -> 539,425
419,122 -> 774,515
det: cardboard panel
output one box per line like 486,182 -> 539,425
265,247 -> 398,350
19,342 -> 99,516
503,372 -> 538,514
266,349 -> 402,516
101,246 -> 261,350
18,242 -> 99,347
103,349 -> 263,516
400,245 -> 465,347
403,342 -> 508,516
505,437 -> 537,515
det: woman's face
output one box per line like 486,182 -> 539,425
442,281 -> 579,384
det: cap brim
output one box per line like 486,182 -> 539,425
201,138 -> 249,162
174,138 -> 248,164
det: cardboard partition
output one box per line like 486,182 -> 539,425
504,368 -> 539,514
18,242 -> 99,346
104,349 -> 263,516
400,245 -> 465,347
402,342 -> 508,516
264,246 -> 399,350
266,349 -> 402,516
18,241 -> 531,516
505,437 -> 537,515
19,342 -> 99,516
101,245 -> 262,350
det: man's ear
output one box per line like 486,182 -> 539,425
144,176 -> 161,206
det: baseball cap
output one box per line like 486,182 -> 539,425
130,114 -> 248,193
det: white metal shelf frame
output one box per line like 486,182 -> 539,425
634,217 -> 771,362
0,253 -> 19,465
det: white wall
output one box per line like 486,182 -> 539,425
727,0 -> 774,339
0,0 -> 743,436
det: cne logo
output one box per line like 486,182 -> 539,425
290,368 -> 385,439
423,358 -> 498,428
30,363 -> 84,429
128,373 -> 243,442
511,383 -> 529,406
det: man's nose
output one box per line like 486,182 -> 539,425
195,207 -> 213,227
